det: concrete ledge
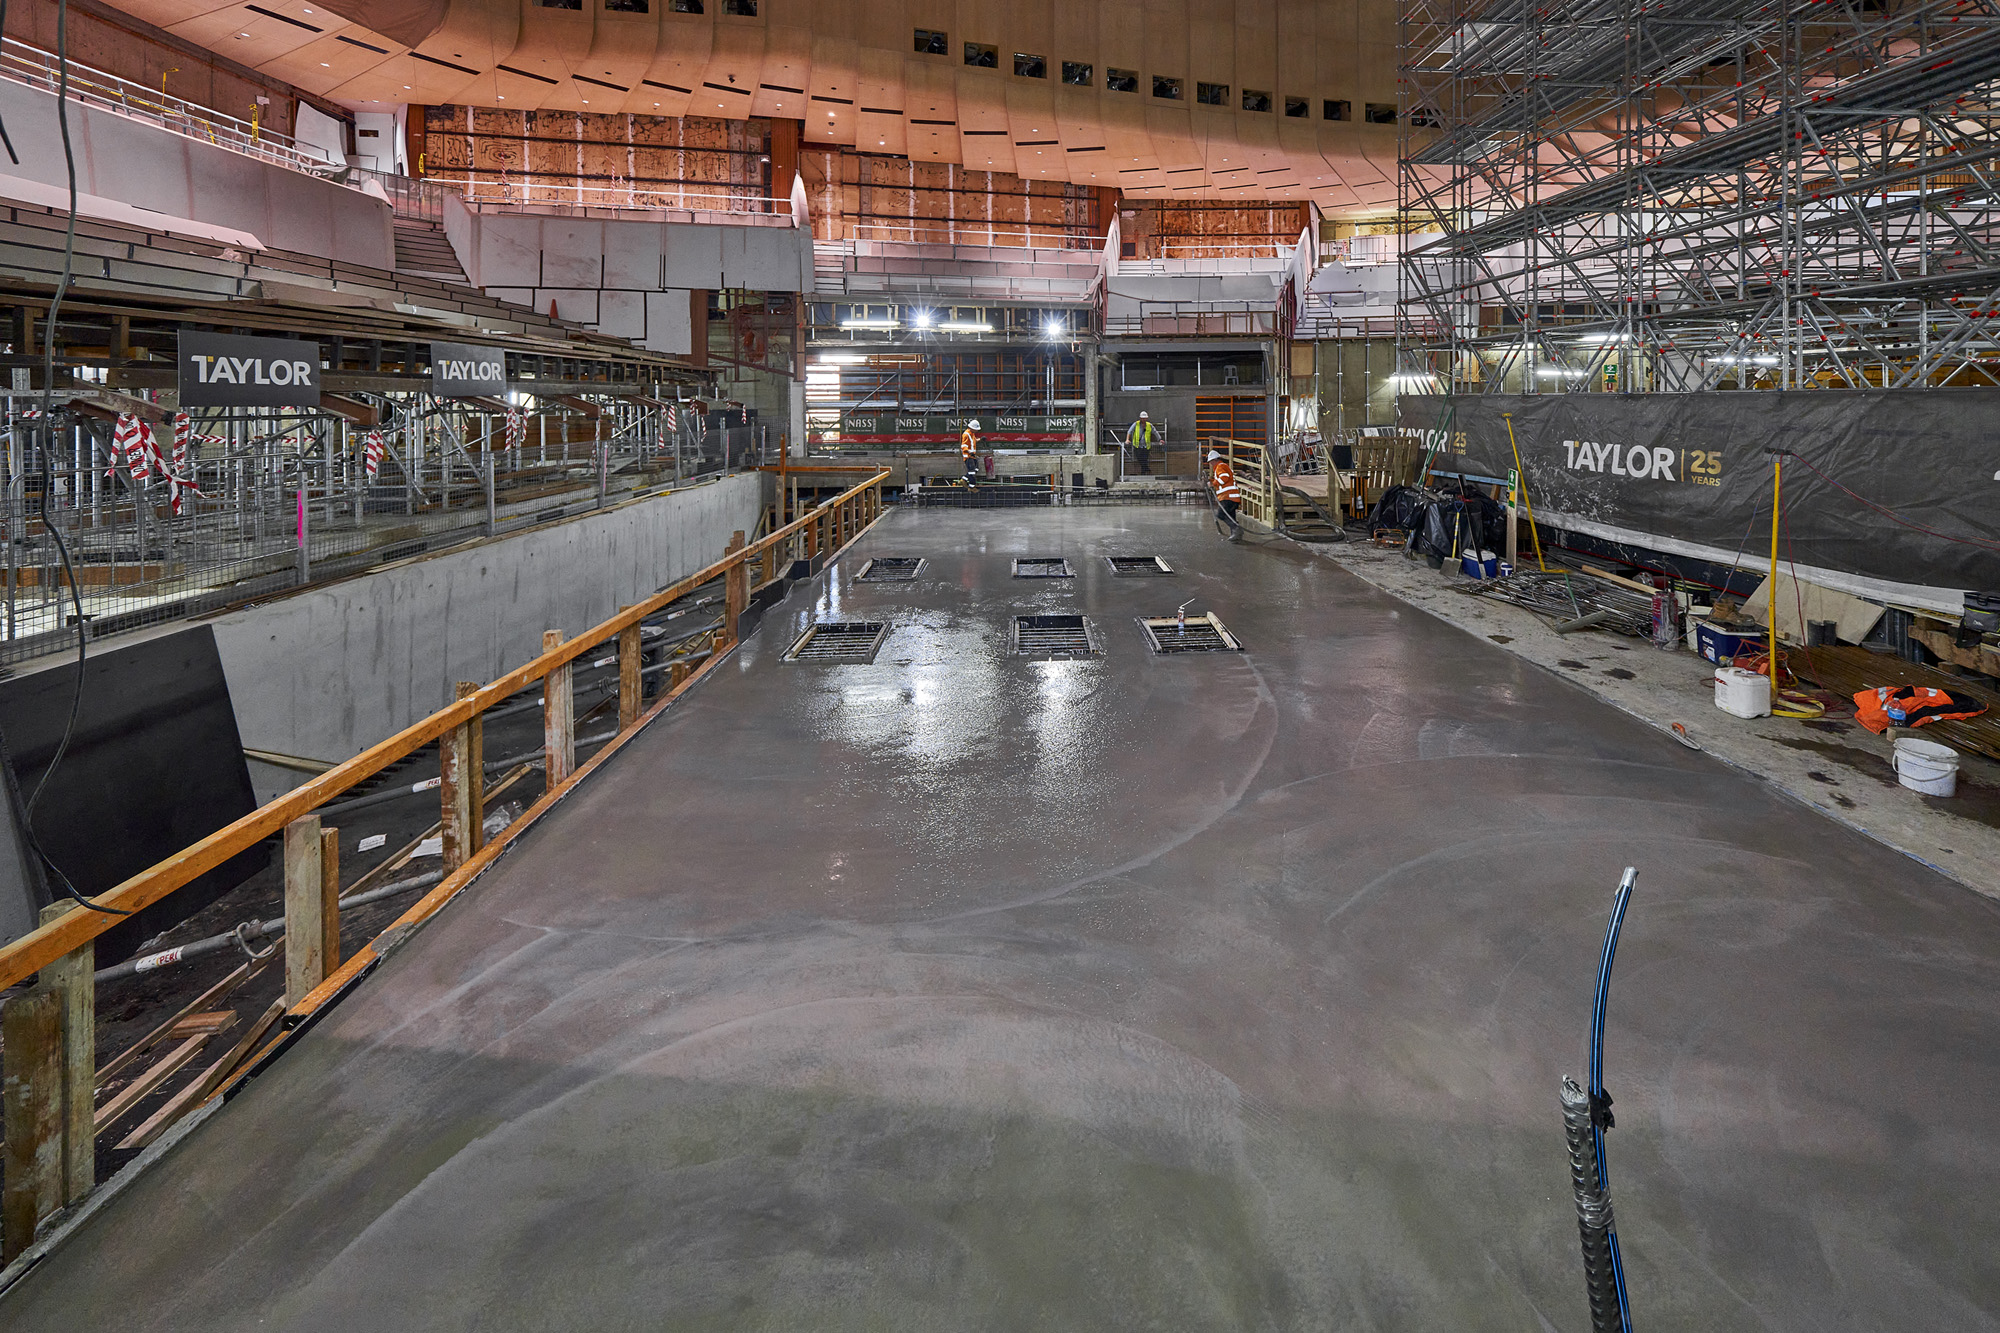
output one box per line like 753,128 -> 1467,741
211,473 -> 766,777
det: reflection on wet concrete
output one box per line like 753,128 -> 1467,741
8,508 -> 2000,1332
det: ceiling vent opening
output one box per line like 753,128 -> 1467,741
857,557 -> 925,582
1139,613 -> 1242,653
1014,614 -> 1096,658
786,621 -> 889,663
1106,555 -> 1174,576
1011,557 -> 1074,578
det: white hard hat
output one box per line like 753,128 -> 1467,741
1138,411 -> 1149,420
1207,450 -> 1222,461
967,419 -> 981,430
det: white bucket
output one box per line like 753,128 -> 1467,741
1713,666 -> 1772,719
1893,737 -> 1960,798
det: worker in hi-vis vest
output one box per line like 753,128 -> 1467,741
961,419 -> 983,486
1126,411 -> 1159,475
1208,449 -> 1242,524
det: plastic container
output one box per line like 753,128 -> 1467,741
1893,737 -> 1960,797
1714,666 -> 1773,718
1460,553 -> 1499,579
1696,621 -> 1768,665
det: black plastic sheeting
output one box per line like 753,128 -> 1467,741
1399,390 -> 2000,593
1369,484 -> 1507,568
0,625 -> 268,961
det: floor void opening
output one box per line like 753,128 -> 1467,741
856,557 -> 924,582
1014,614 -> 1096,658
1106,556 -> 1175,576
1011,557 -> 1074,578
786,622 -> 890,663
1139,613 -> 1241,653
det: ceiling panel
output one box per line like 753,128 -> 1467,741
99,0 -> 1411,214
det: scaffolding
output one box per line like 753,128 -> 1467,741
1398,0 -> 2000,394
0,396 -> 760,667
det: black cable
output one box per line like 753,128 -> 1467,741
22,0 -> 125,917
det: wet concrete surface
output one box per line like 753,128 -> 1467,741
7,507 -> 2000,1330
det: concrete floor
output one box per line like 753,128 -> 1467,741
1317,539 -> 2000,900
7,506 -> 2000,1331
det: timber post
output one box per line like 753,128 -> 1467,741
284,814 -> 326,1006
617,610 -> 642,729
544,631 -> 575,785
723,530 -> 747,649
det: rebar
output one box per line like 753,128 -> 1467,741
1560,1076 -> 1626,1332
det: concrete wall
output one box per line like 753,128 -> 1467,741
446,195 -> 810,353
0,77 -> 393,267
1100,387 -> 1273,448
210,472 -> 766,775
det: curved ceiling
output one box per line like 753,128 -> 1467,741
105,0 -> 1402,213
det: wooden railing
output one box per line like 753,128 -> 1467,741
0,467 -> 889,1259
1210,438 -> 1275,530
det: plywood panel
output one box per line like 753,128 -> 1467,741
428,106 -> 771,209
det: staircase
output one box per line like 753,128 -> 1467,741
393,218 -> 468,282
811,239 -> 853,294
1278,485 -> 1346,542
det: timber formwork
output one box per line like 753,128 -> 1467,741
1398,0 -> 2000,393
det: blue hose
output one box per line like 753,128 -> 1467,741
1590,867 -> 1638,1333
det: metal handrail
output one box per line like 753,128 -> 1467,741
450,180 -> 790,216
0,34 -> 333,178
846,221 -> 1104,251
0,467 -> 891,991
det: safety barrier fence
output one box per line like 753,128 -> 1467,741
0,466 -> 889,1262
0,405 -> 766,666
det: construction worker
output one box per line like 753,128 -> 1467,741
1208,448 -> 1242,531
1127,411 -> 1159,475
961,418 -> 983,486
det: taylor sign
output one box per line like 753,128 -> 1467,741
178,331 -> 321,407
431,341 -> 507,398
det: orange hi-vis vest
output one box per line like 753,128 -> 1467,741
1853,684 -> 1987,733
1211,458 -> 1241,501
961,429 -> 978,459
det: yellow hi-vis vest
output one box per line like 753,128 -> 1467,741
1131,421 -> 1157,448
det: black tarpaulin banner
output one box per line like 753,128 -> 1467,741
1398,391 -> 2000,594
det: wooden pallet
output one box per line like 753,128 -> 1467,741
1791,645 -> 2000,762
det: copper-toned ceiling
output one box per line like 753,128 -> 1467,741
103,0 -> 1400,213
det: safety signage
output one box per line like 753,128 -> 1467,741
178,331 -> 322,407
431,341 -> 507,398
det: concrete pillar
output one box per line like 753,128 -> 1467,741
1083,343 -> 1100,455
789,378 -> 806,459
